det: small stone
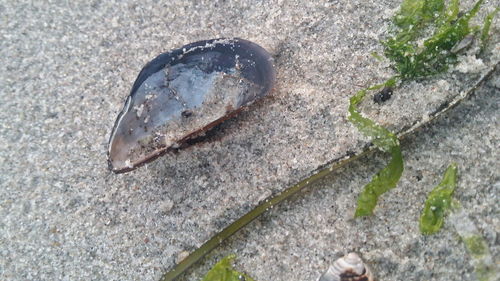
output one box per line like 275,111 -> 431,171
373,87 -> 393,104
175,250 -> 190,264
159,199 -> 174,213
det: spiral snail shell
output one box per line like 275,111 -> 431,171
319,253 -> 374,281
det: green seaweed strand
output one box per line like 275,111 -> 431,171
201,255 -> 256,281
158,149 -> 366,281
383,0 -> 485,79
449,203 -> 498,281
419,163 -> 458,235
353,0 -> 488,217
463,235 -> 495,281
480,8 -> 500,51
348,78 -> 404,217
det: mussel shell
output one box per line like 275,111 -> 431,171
108,38 -> 275,173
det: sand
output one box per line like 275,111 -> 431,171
0,0 -> 498,280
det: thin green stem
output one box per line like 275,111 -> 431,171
159,150 -> 366,281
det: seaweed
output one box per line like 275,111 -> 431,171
480,8 -> 500,51
351,0 -> 494,217
449,204 -> 498,281
348,79 -> 404,217
383,0 -> 485,79
202,255 -> 256,281
419,163 -> 457,234
463,235 -> 489,259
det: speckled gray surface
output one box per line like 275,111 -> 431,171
189,68 -> 499,281
0,1 -> 498,281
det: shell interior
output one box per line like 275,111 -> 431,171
108,38 -> 275,173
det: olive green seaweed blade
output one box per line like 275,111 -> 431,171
347,79 -> 404,217
419,163 -> 458,235
201,255 -> 256,281
480,8 -> 500,50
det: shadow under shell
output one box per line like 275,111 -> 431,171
108,38 -> 276,173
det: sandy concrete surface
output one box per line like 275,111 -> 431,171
0,0 -> 498,280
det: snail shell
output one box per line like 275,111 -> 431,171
319,253 -> 374,281
107,38 -> 275,173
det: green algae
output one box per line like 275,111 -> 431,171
450,205 -> 498,281
201,255 -> 256,281
419,163 -> 457,234
383,0 -> 485,79
463,235 -> 489,259
480,8 -> 499,51
348,79 -> 404,217
351,0 -> 495,217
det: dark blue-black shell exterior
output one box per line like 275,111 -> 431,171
130,39 -> 274,106
108,38 -> 276,173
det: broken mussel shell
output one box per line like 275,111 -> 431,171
319,253 -> 374,281
108,38 -> 276,173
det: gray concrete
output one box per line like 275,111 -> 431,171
0,1 -> 498,280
